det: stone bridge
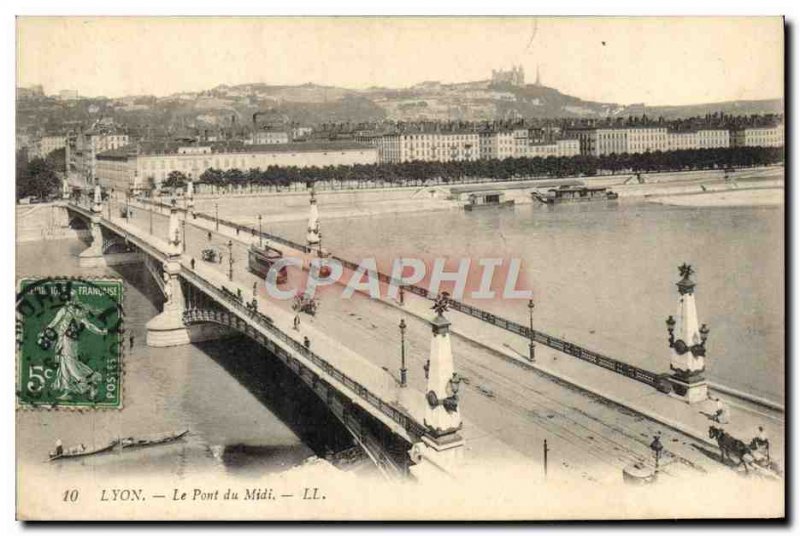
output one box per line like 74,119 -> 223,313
63,197 -> 463,481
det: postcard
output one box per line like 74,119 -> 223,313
15,16 -> 785,520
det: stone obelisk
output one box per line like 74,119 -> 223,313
666,264 -> 710,403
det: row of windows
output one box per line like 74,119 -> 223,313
138,151 -> 369,170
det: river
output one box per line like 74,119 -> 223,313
254,197 -> 785,404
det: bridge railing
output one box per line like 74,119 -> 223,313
181,269 -> 428,440
327,255 -> 658,387
437,295 -> 659,387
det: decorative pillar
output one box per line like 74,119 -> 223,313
168,199 -> 182,255
306,187 -> 321,247
409,294 -> 464,479
146,259 -> 190,347
665,264 -> 710,403
92,184 -> 102,214
78,186 -> 105,267
186,180 -> 195,217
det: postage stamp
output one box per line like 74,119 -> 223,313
16,277 -> 124,409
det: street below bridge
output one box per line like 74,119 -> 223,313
110,196 -> 768,484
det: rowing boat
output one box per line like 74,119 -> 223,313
48,430 -> 189,461
49,440 -> 119,461
119,429 -> 189,451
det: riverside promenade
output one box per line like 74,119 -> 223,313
123,195 -> 783,482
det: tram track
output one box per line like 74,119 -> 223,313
456,355 -> 704,480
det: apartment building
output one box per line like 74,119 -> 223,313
731,125 -> 784,148
96,140 -> 378,192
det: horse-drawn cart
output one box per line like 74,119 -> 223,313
201,248 -> 222,264
292,294 -> 319,316
708,426 -> 782,479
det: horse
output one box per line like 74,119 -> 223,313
709,426 -> 753,474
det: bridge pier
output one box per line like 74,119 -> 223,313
146,258 -> 191,347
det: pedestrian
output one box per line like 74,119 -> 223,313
757,426 -> 770,463
54,439 -> 63,457
713,397 -> 729,424
129,332 -> 135,350
303,336 -> 310,350
293,315 -> 301,331
190,258 -> 196,270
253,281 -> 257,297
207,231 -> 212,241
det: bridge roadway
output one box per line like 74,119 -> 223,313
86,196 -> 744,484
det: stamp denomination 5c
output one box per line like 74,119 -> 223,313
16,278 -> 124,409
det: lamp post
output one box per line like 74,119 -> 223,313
215,203 -> 219,231
227,239 -> 234,281
399,318 -> 407,387
543,439 -> 549,478
149,203 -> 153,235
182,217 -> 187,253
527,299 -> 536,362
258,214 -> 263,247
650,433 -> 663,479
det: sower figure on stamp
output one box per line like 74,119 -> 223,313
39,296 -> 108,400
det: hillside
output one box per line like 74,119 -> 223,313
16,79 -> 783,134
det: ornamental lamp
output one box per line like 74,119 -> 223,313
447,372 -> 461,396
665,315 -> 676,335
699,323 -> 710,344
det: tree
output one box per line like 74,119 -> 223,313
163,170 -> 188,189
16,152 -> 60,201
45,147 -> 66,173
199,168 -> 224,187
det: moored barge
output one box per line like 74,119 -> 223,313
532,185 -> 619,205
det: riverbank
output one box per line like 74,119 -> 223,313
16,203 -> 89,243
647,187 -> 784,207
188,165 -> 784,225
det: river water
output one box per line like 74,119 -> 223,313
16,239 -> 352,478
259,197 -> 784,404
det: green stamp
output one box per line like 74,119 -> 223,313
16,278 -> 124,409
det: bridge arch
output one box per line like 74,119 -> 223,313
67,215 -> 89,230
181,305 -> 412,478
102,236 -> 136,254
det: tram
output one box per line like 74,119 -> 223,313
248,243 -> 288,284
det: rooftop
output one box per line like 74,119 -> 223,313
97,140 -> 375,159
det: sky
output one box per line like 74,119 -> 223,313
16,17 -> 784,106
